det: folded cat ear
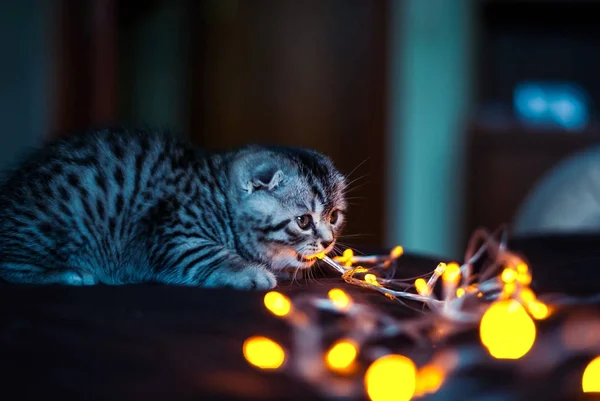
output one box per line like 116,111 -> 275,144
231,150 -> 288,194
248,166 -> 285,192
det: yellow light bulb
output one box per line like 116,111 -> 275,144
517,271 -> 532,286
582,356 -> 600,393
343,248 -> 354,259
414,278 -> 429,296
502,282 -> 516,297
528,300 -> 549,320
390,245 -> 404,259
243,336 -> 286,370
520,288 -> 536,304
480,299 -> 536,359
326,339 -> 358,373
434,262 -> 447,275
456,288 -> 465,298
263,291 -> 292,317
516,262 -> 529,273
501,267 -> 517,284
364,274 -> 380,286
328,288 -> 352,310
416,364 -> 445,396
333,248 -> 355,266
442,263 -> 461,284
365,354 -> 416,401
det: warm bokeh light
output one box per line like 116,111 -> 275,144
528,300 -> 549,320
520,288 -> 536,304
517,272 -> 532,286
501,267 -> 517,284
480,299 -> 536,359
390,246 -> 404,259
263,291 -> 292,317
442,262 -> 461,284
365,354 -> 416,401
343,248 -> 354,259
325,339 -> 358,373
516,262 -> 529,273
334,248 -> 355,266
414,278 -> 429,296
582,356 -> 600,393
328,288 -> 352,310
415,364 -> 445,396
456,288 -> 465,298
243,336 -> 286,370
365,274 -> 380,286
502,283 -> 516,298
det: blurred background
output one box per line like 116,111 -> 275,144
2,0 -> 600,259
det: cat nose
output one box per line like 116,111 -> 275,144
321,240 -> 332,249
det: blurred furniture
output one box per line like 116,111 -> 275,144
466,0 -> 600,247
51,0 -> 388,247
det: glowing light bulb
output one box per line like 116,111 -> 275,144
516,262 -> 529,273
501,267 -> 517,284
456,288 -> 465,298
416,364 -> 445,396
328,288 -> 352,310
414,278 -> 429,296
502,282 -> 516,297
243,336 -> 285,370
480,299 -> 536,359
334,248 -> 355,266
434,263 -> 447,275
326,339 -> 358,373
365,354 -> 416,401
365,274 -> 380,286
528,300 -> 549,320
520,288 -> 536,304
390,246 -> 404,259
263,291 -> 292,317
582,356 -> 600,393
442,263 -> 461,284
517,271 -> 532,286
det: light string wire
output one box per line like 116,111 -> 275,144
242,228 -> 600,400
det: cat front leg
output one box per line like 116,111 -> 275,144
203,261 -> 277,290
150,240 -> 277,290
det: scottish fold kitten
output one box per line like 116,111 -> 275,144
0,128 -> 347,289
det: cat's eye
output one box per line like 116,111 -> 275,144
296,214 -> 312,230
329,209 -> 340,225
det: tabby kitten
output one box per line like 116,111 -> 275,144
0,128 -> 347,290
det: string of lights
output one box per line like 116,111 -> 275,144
242,228 -> 600,400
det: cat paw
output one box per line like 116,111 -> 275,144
58,271 -> 97,286
205,264 -> 277,290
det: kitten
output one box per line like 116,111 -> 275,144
0,127 -> 346,290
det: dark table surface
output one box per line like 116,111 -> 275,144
1,234 -> 600,401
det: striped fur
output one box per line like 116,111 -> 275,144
0,128 -> 346,289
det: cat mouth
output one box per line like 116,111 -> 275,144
296,252 -> 326,264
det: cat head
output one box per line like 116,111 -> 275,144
229,146 -> 346,272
